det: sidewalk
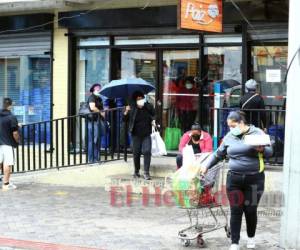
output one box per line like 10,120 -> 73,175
0,173 -> 283,250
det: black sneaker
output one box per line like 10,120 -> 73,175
144,174 -> 151,180
133,173 -> 141,178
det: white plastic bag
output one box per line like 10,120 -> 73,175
178,147 -> 211,180
182,145 -> 196,167
151,127 -> 167,157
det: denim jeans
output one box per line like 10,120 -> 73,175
87,120 -> 106,163
226,171 -> 265,244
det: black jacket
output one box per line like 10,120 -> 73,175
124,102 -> 155,134
240,92 -> 266,129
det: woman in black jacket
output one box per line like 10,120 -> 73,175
124,91 -> 155,180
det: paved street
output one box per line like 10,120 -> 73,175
0,177 -> 283,250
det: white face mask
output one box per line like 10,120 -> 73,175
93,91 -> 101,96
185,83 -> 193,89
136,99 -> 145,107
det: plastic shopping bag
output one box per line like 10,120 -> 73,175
171,150 -> 212,208
164,127 -> 182,150
182,145 -> 196,167
151,127 -> 167,157
172,165 -> 203,208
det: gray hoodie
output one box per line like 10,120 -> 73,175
204,125 -> 273,173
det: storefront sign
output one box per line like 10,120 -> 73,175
266,69 -> 281,83
178,0 -> 223,32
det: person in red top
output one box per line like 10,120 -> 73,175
176,123 -> 213,169
176,77 -> 198,132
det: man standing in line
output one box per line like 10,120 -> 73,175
240,79 -> 266,130
0,98 -> 19,190
87,83 -> 105,163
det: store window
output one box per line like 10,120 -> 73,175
202,46 -> 242,131
162,50 -> 200,151
252,46 -> 287,107
76,48 -> 110,110
0,56 -> 51,125
120,51 -> 157,106
204,46 -> 242,90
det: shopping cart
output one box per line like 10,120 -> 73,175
170,162 -> 230,248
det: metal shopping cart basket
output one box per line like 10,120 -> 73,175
169,161 -> 230,248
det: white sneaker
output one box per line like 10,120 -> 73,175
229,244 -> 240,250
2,183 -> 17,191
247,237 -> 255,249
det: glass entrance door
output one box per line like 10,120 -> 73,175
119,49 -> 201,153
120,51 -> 157,106
162,50 -> 200,152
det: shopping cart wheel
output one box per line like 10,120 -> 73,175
197,235 -> 205,248
225,225 -> 231,238
181,239 -> 191,247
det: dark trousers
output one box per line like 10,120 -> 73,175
132,135 -> 152,175
176,154 -> 183,169
226,171 -> 265,244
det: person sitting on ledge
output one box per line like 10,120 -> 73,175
176,122 -> 213,169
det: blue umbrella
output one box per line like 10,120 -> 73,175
100,78 -> 155,99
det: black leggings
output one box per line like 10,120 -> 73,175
226,171 -> 265,244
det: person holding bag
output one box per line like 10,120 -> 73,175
123,91 -> 155,180
200,111 -> 273,250
176,123 -> 213,169
87,83 -> 106,163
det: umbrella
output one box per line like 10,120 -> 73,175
215,79 -> 241,90
100,78 -> 155,99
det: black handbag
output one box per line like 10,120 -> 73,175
79,102 -> 91,115
78,101 -> 96,120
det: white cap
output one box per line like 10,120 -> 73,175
245,79 -> 258,90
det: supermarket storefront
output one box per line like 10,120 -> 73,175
57,4 -> 287,151
0,3 -> 288,151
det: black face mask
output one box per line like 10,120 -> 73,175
192,134 -> 201,141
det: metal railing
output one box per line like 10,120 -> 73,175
211,107 -> 285,165
12,107 -> 129,174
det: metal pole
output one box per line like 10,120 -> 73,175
280,0 -> 300,248
241,21 -> 248,95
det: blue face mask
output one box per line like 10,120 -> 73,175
230,126 -> 242,136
